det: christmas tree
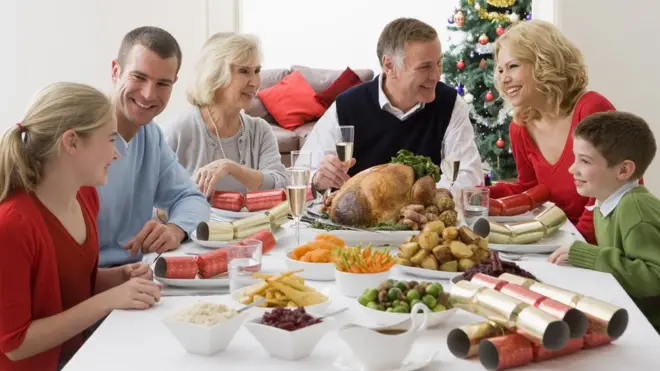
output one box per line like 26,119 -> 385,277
442,0 -> 532,182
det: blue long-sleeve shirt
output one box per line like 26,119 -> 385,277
97,122 -> 210,267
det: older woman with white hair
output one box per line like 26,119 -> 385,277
164,32 -> 286,198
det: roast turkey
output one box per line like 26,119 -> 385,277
329,163 -> 439,227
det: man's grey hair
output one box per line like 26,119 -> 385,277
377,18 -> 438,68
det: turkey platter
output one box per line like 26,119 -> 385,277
319,150 -> 458,230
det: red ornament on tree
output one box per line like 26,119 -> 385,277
479,58 -> 487,69
496,25 -> 505,36
478,34 -> 489,45
496,137 -> 505,148
485,90 -> 494,101
457,60 -> 465,70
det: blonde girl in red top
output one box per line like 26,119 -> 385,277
0,82 -> 162,371
489,20 -> 616,244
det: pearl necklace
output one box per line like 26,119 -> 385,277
206,107 -> 243,162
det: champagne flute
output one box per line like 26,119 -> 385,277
335,126 -> 355,167
286,167 -> 310,245
290,150 -> 312,183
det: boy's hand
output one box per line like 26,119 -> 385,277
548,245 -> 570,265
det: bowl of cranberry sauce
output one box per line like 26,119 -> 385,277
244,307 -> 334,360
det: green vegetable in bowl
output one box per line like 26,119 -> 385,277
426,283 -> 443,297
406,289 -> 421,302
357,279 -> 452,313
422,295 -> 438,309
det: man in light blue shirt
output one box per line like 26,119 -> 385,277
97,26 -> 210,267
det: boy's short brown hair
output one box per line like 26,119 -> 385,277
574,111 -> 657,179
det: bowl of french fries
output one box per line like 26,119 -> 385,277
231,270 -> 331,314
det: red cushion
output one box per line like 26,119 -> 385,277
315,67 -> 363,108
257,71 -> 327,130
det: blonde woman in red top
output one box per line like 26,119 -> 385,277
489,20 -> 616,244
0,82 -> 162,371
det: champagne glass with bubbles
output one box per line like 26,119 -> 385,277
286,167 -> 310,244
335,126 -> 354,167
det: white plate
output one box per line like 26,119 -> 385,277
395,265 -> 462,280
301,228 -> 417,248
190,230 -> 240,249
488,230 -> 575,254
333,344 -> 437,371
211,207 -> 263,219
154,274 -> 230,288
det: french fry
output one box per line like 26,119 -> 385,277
265,299 -> 289,307
265,269 -> 304,284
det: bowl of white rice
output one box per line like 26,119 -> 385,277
162,301 -> 249,356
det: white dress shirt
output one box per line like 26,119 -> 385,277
300,74 -> 483,189
586,180 -> 640,217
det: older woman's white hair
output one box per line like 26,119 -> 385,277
187,32 -> 262,107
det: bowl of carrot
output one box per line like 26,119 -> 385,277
285,234 -> 346,281
333,245 -> 395,298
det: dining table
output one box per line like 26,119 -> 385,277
62,220 -> 660,371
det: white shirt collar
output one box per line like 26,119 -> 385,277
377,74 -> 425,120
586,180 -> 640,217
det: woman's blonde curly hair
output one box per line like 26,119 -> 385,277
494,20 -> 588,125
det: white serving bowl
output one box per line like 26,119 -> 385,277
334,269 -> 391,298
231,284 -> 332,315
162,307 -> 249,356
357,302 -> 458,328
244,316 -> 335,361
285,252 -> 336,281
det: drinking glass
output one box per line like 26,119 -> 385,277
335,126 -> 355,167
291,150 -> 312,175
227,239 -> 263,293
461,188 -> 490,227
286,167 -> 310,245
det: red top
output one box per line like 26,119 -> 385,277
0,187 -> 99,371
488,91 -> 616,244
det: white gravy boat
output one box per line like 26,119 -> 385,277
337,302 -> 430,370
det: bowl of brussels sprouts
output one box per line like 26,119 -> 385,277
356,279 -> 457,328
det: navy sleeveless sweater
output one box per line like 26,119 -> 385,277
335,77 -> 457,176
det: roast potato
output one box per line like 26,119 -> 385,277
442,226 -> 459,241
432,244 -> 454,264
459,226 -> 479,244
439,260 -> 458,272
450,241 -> 473,259
396,257 -> 412,266
422,220 -> 445,235
458,258 -> 476,272
410,249 -> 429,266
418,231 -> 440,251
420,255 -> 439,270
399,242 -> 420,259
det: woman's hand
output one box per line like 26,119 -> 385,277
99,278 -> 162,310
122,263 -> 153,282
194,159 -> 237,198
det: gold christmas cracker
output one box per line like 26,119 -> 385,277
488,205 -> 568,245
450,281 -> 570,350
498,273 -> 629,339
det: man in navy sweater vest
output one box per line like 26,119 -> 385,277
302,18 -> 482,195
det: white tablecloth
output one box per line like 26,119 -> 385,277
63,222 -> 660,370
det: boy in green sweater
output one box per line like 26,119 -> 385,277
548,111 -> 660,332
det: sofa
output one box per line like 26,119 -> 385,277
244,65 -> 375,167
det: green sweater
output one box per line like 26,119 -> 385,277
569,186 -> 660,330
